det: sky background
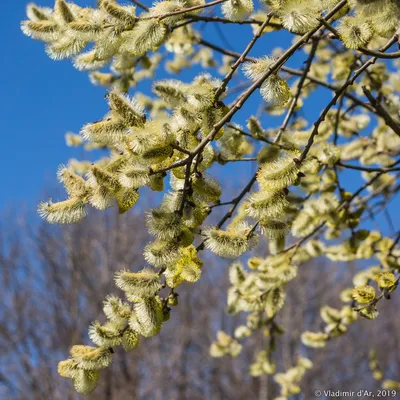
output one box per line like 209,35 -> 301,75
1,0 -> 399,234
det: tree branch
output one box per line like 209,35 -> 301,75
362,86 -> 400,138
299,32 -> 400,163
215,14 -> 273,100
141,0 -> 227,20
274,36 -> 321,143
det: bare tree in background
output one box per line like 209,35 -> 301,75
17,0 -> 400,396
1,209 -> 399,399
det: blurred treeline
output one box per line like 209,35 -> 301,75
0,209 -> 399,400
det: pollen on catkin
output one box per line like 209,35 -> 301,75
338,16 -> 373,49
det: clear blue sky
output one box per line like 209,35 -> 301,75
1,0 -> 285,209
2,1 -> 399,233
2,0 -> 109,210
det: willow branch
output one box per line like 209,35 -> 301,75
196,172 -> 259,251
189,15 -> 281,28
357,47 -> 400,60
226,123 -> 291,150
177,160 -> 193,215
299,32 -> 400,163
199,38 -> 374,113
216,172 -> 258,229
284,159 -> 400,256
319,17 -> 400,60
362,86 -> 400,138
338,162 -> 400,173
220,157 -> 258,162
274,36 -> 320,143
157,1 -> 348,232
215,14 -> 273,100
130,0 -> 149,11
141,0 -> 227,20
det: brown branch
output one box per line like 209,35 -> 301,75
198,38 -> 374,113
274,36 -> 320,143
177,160 -> 193,216
226,123 -> 292,150
299,32 -> 400,163
220,157 -> 258,162
171,142 -> 192,155
214,14 -> 273,100
389,232 -> 400,254
130,0 -> 149,11
141,0 -> 227,21
319,17 -> 400,60
189,15 -> 282,28
196,171 -> 259,251
172,15 -> 282,30
357,47 -> 400,60
284,159 -> 400,257
338,162 -> 400,173
194,0 -> 348,159
362,86 -> 400,138
216,172 -> 258,229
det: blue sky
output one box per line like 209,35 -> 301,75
1,0 -> 284,209
2,1 -> 108,209
2,1 -> 399,233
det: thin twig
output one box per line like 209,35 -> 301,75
196,172 -> 259,251
198,38 -> 374,113
274,36 -> 321,143
221,157 -> 258,162
299,32 -> 400,163
171,142 -> 192,155
130,0 -> 149,11
362,86 -> 400,138
319,17 -> 400,60
177,159 -> 194,216
215,14 -> 273,100
226,123 -> 291,150
189,15 -> 282,27
141,0 -> 227,20
338,162 -> 400,173
284,159 -> 400,257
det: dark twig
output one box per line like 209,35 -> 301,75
198,39 -> 374,113
362,86 -> 400,138
221,157 -> 258,162
141,0 -> 227,20
338,162 -> 400,173
274,36 -> 320,143
214,14 -> 273,100
226,123 -> 291,150
319,17 -> 400,60
284,159 -> 400,257
130,0 -> 149,11
299,33 -> 400,163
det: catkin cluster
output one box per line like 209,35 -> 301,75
22,0 -> 400,396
